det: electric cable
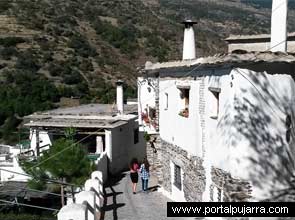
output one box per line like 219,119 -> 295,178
25,128 -> 104,172
0,198 -> 58,211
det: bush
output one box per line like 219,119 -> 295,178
16,50 -> 40,71
144,132 -> 150,142
0,1 -> 11,13
93,19 -> 137,55
68,35 -> 96,58
79,59 -> 94,72
63,70 -> 83,85
0,47 -> 18,60
0,37 -> 26,47
48,63 -> 63,77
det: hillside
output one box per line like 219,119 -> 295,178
0,0 -> 295,143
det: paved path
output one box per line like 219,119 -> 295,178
101,172 -> 196,220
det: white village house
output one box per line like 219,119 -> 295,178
139,0 -> 295,202
0,81 -> 145,181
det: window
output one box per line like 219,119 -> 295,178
209,88 -> 220,119
178,87 -> 190,118
134,128 -> 139,144
174,164 -> 182,190
165,93 -> 168,110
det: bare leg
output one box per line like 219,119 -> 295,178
133,183 -> 137,192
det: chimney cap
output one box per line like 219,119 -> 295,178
116,80 -> 124,86
182,19 -> 197,27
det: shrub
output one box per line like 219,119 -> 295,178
63,70 -> 82,85
48,63 -> 63,77
15,50 -> 40,71
0,37 -> 26,47
0,47 -> 18,60
144,132 -> 151,142
79,59 -> 94,72
68,35 -> 96,58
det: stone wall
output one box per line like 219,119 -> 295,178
145,134 -> 163,184
199,78 -> 206,157
157,139 -> 253,203
211,167 -> 252,202
154,77 -> 160,132
160,139 -> 206,202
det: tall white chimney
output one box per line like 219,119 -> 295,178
116,80 -> 124,115
182,20 -> 197,60
270,0 -> 288,52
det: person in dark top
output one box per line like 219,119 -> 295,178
130,158 -> 139,194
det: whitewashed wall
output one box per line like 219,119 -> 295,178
158,66 -> 295,201
159,79 -> 202,157
58,170 -> 105,220
0,147 -> 29,182
206,68 -> 295,201
228,41 -> 295,53
138,77 -> 157,133
95,152 -> 108,183
29,130 -> 51,155
107,119 -> 145,174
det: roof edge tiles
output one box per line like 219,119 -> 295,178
143,51 -> 295,71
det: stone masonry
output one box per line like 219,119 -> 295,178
146,134 -> 163,184
199,78 -> 206,158
211,167 -> 252,202
159,139 -> 206,202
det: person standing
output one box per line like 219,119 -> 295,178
130,158 -> 139,194
140,157 -> 150,192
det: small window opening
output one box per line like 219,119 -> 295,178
174,164 -> 182,190
209,89 -> 220,119
179,88 -> 189,118
165,93 -> 168,110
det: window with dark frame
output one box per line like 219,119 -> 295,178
174,164 -> 182,190
134,128 -> 139,144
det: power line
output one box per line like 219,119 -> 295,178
0,187 -> 71,198
234,68 -> 284,120
26,128 -> 104,172
0,168 -> 75,186
0,199 -> 58,212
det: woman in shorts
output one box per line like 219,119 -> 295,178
130,158 -> 139,194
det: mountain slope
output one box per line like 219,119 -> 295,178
0,0 -> 295,143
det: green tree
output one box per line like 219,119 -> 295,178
21,137 -> 94,206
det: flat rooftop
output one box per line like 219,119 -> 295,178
24,103 -> 138,129
225,32 -> 295,42
144,51 -> 295,71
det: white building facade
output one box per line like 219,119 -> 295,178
141,53 -> 295,202
24,104 -> 145,175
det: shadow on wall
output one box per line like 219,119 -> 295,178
222,68 -> 295,201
